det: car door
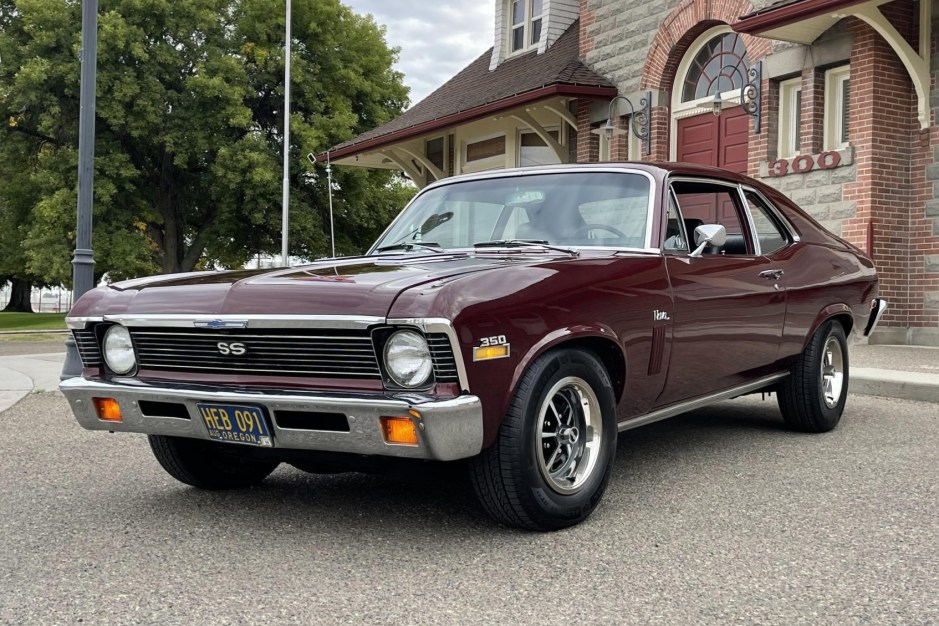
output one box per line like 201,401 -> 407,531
657,178 -> 788,406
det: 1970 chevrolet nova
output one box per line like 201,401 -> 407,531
61,163 -> 886,530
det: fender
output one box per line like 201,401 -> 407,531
499,323 -> 626,421
805,303 -> 855,348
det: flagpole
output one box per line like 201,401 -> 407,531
280,0 -> 292,266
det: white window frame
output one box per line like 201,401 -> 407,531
517,127 -> 562,167
461,132 -> 507,174
507,0 -> 544,56
778,77 -> 802,158
824,66 -> 850,151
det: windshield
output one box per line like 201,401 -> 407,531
371,172 -> 652,252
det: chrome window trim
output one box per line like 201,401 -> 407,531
387,317 -> 470,393
739,185 -> 801,246
736,184 -> 763,255
667,175 -> 758,256
368,167 -> 659,254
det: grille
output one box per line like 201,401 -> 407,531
427,333 -> 459,383
129,328 -> 382,378
73,329 -> 102,367
74,324 -> 461,384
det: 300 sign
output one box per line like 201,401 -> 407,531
767,151 -> 842,177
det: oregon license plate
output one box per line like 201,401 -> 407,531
197,403 -> 273,447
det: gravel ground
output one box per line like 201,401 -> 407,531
1,392 -> 936,625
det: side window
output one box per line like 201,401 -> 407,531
743,190 -> 791,255
670,180 -> 751,255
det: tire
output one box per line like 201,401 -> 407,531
148,435 -> 280,489
469,349 -> 617,531
777,320 -> 849,433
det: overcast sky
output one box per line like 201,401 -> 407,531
343,1 -> 495,106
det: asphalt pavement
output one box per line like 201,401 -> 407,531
0,392 -> 936,624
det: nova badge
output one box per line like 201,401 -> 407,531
653,310 -> 671,322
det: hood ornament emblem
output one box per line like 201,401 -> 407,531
194,319 -> 248,330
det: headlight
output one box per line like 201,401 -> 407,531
103,325 -> 137,375
383,330 -> 433,388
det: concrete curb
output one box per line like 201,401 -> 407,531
850,367 -> 939,403
0,330 -> 69,335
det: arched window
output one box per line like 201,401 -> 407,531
681,32 -> 750,102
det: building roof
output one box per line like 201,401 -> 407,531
735,0 -> 871,34
322,20 -> 616,161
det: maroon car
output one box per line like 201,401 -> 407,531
61,163 -> 886,531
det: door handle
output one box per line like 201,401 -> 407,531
759,269 -> 784,280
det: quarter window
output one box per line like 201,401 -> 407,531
742,190 -> 790,255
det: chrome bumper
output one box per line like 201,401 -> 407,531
60,378 -> 484,462
864,298 -> 888,336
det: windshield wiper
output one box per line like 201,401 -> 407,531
473,239 -> 579,257
373,242 -> 444,254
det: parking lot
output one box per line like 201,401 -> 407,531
1,390 -> 936,624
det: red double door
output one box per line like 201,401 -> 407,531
676,106 -> 749,173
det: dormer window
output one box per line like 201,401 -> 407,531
510,0 -> 544,54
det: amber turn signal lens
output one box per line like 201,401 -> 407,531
380,416 -> 419,445
93,397 -> 123,422
473,345 -> 510,361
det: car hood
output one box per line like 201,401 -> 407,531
73,253 -> 550,319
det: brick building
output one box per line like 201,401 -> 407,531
325,0 -> 939,346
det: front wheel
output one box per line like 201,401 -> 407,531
148,435 -> 280,489
469,349 -> 617,531
777,320 -> 849,433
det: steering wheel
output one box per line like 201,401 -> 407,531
576,224 -> 629,240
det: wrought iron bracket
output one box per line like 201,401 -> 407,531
604,91 -> 653,157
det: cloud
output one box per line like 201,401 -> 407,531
343,1 -> 494,106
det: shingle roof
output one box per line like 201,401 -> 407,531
739,0 -> 806,20
326,20 -> 614,157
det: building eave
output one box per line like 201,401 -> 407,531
733,0 -> 887,42
316,83 -> 616,163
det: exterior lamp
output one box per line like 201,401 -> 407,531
601,92 -> 653,157
709,61 -> 763,133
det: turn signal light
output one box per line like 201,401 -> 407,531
93,397 -> 123,422
380,416 -> 419,446
473,345 -> 510,361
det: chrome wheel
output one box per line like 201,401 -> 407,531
820,336 -> 845,409
536,376 -> 603,494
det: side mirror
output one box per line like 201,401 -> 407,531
690,224 -> 727,258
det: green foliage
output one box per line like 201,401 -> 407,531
0,0 -> 414,285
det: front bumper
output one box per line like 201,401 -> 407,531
60,378 -> 484,462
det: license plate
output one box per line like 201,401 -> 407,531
197,403 -> 273,447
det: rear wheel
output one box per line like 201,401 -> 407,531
778,320 -> 849,433
469,349 -> 617,531
148,435 -> 280,489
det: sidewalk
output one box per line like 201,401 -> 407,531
0,341 -> 936,415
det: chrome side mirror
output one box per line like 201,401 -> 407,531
690,224 -> 727,258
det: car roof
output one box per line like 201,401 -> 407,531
425,162 -> 758,190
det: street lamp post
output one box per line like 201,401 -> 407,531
61,0 -> 99,380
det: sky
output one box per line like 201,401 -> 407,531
342,1 -> 495,106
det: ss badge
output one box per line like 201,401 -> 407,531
217,342 -> 247,356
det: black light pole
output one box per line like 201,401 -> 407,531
61,0 -> 98,380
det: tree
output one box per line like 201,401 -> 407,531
0,0 -> 413,286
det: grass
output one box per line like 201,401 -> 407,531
0,312 -> 68,332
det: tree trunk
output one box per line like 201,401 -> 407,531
3,278 -> 34,312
